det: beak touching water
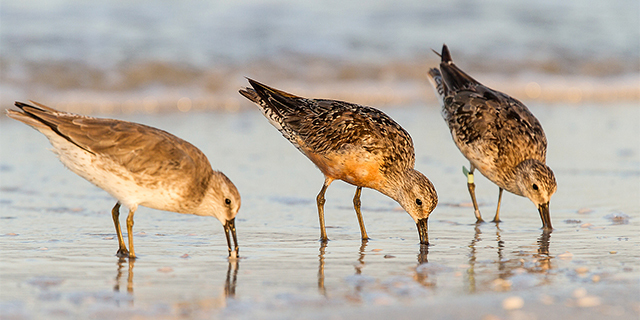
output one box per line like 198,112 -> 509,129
416,218 -> 429,245
224,218 -> 239,258
538,202 -> 552,230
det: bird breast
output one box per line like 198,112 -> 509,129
305,148 -> 385,189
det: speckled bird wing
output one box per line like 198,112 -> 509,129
444,85 -> 547,176
285,98 -> 416,172
240,80 -> 416,173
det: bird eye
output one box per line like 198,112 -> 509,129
225,198 -> 231,205
532,184 -> 539,191
416,199 -> 423,206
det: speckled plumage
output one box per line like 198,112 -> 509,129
7,101 -> 241,258
240,79 -> 436,244
427,45 -> 556,229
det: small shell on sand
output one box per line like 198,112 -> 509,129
557,251 -> 573,260
502,296 -> 524,310
575,267 -> 589,274
577,208 -> 593,214
572,288 -> 587,298
577,296 -> 601,307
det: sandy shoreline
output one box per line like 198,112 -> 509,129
2,72 -> 638,115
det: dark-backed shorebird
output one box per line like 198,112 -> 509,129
240,79 -> 437,245
7,101 -> 241,258
427,45 -> 556,229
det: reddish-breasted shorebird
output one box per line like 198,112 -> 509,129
240,79 -> 437,244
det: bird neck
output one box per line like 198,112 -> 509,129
378,168 -> 415,203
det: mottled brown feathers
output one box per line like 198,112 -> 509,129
240,79 -> 416,176
429,44 -> 555,204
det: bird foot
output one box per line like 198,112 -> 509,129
116,248 -> 130,258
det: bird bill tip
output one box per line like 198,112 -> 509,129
538,202 -> 553,230
416,218 -> 429,246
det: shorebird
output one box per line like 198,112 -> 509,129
239,79 -> 437,244
427,44 -> 556,229
7,101 -> 241,258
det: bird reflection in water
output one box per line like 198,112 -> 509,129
355,240 -> 368,275
349,240 -> 370,299
317,240 -> 370,296
114,258 -> 135,306
417,243 -> 429,265
413,244 -> 432,287
225,260 -> 239,298
534,230 -> 552,273
466,225 -> 482,293
113,258 -> 239,308
465,225 -> 553,293
318,242 -> 327,296
183,260 -> 240,312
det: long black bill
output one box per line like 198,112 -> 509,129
416,218 -> 429,245
224,218 -> 239,257
538,202 -> 552,230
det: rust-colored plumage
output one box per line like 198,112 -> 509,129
240,79 -> 437,244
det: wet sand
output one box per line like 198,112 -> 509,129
0,102 -> 638,319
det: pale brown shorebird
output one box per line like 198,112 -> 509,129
7,101 -> 241,258
239,79 -> 437,244
427,44 -> 556,229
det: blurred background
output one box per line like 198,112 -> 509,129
1,2 -> 639,318
1,0 -> 638,114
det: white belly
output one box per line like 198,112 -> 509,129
44,132 -> 185,212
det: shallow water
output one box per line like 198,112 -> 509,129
1,101 -> 638,319
2,0 -> 637,71
1,0 -> 639,111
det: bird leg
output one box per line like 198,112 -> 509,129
464,164 -> 484,223
492,188 -> 503,223
353,186 -> 370,241
316,181 -> 331,243
111,203 -> 130,258
126,208 -> 136,259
